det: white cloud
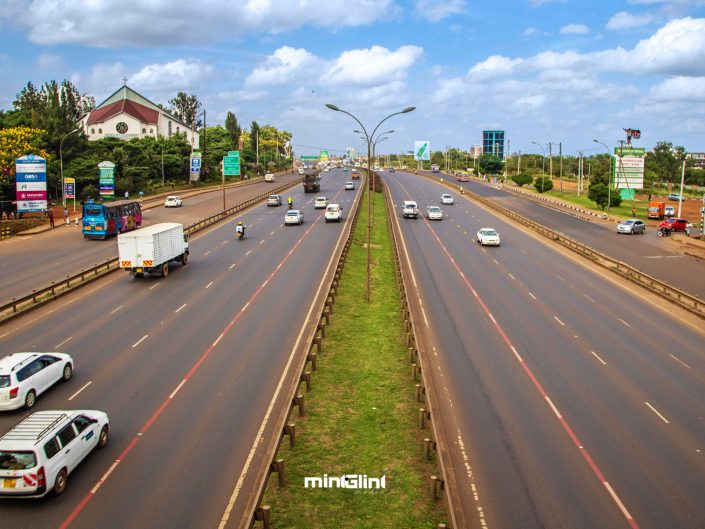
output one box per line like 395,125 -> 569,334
37,52 -> 63,69
521,27 -> 538,37
607,11 -> 655,30
468,55 -> 523,79
648,76 -> 705,101
214,89 -> 268,102
322,45 -> 423,86
414,0 -> 466,22
131,59 -> 214,92
560,23 -> 590,35
5,0 -> 398,48
245,47 -> 320,87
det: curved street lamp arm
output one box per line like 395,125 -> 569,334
370,110 -> 409,144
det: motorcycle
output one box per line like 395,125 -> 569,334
236,226 -> 246,240
657,226 -> 671,237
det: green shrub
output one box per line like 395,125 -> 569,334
534,175 -> 553,193
512,172 -> 533,187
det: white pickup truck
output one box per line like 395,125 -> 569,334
118,223 -> 189,278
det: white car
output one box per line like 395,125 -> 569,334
164,196 -> 182,207
298,167 -> 305,175
264,173 -> 275,182
441,194 -> 454,205
284,210 -> 304,225
426,206 -> 443,220
402,200 -> 419,219
325,204 -> 343,223
476,228 -> 500,246
267,194 -> 282,207
0,409 -> 109,497
345,181 -> 355,190
314,196 -> 328,209
0,352 -> 73,411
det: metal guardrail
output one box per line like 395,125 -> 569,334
420,172 -> 705,320
0,179 -> 301,324
382,177 -> 461,528
239,171 -> 366,529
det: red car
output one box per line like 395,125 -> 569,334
658,218 -> 688,232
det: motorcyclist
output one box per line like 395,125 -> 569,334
287,196 -> 293,208
236,220 -> 245,239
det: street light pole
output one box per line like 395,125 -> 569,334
60,127 -> 81,208
326,104 -> 415,302
531,141 -> 546,191
593,139 -> 614,210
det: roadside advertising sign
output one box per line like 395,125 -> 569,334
320,150 -> 329,161
190,151 -> 202,182
224,151 -> 241,176
414,141 -> 430,161
613,147 -> 645,190
16,154 -> 47,212
65,177 -> 75,199
98,161 -> 116,196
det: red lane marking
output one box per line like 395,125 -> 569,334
391,177 -> 640,529
58,219 -> 319,529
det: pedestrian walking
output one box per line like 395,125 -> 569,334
631,206 -> 637,218
48,208 -> 55,228
64,207 -> 69,225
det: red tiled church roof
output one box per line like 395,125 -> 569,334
86,99 -> 159,125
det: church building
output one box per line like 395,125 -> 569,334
80,84 -> 199,148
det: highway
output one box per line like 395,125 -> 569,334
0,172 -> 302,307
383,170 -> 705,529
451,175 -> 705,300
0,168 -> 358,528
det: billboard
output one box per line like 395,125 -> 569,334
98,161 -> 116,197
16,154 -> 47,212
613,147 -> 645,190
414,141 -> 430,161
320,150 -> 329,161
190,151 -> 202,182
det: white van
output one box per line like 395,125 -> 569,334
0,410 -> 109,497
0,352 -> 73,411
264,173 -> 275,182
402,200 -> 419,218
325,204 -> 343,223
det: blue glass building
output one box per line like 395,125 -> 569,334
482,130 -> 505,159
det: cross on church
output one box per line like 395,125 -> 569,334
122,76 -> 128,86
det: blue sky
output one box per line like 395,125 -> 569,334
1,0 -> 705,158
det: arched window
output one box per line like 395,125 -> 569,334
142,128 -> 146,134
91,128 -> 95,134
150,128 -> 153,134
168,121 -> 172,136
98,128 -> 102,134
176,126 -> 180,134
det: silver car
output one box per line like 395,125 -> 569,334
476,228 -> 500,246
617,219 -> 645,234
284,210 -> 304,225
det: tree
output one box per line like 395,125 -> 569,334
0,127 -> 51,200
511,172 -> 533,187
646,141 -> 686,185
478,154 -> 503,175
249,121 -> 260,153
533,175 -> 553,193
588,182 -> 622,209
169,92 -> 202,128
224,111 -> 241,151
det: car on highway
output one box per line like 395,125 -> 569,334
476,228 -> 500,246
345,181 -> 355,190
0,352 -> 73,411
314,196 -> 328,209
264,173 -> 275,182
267,194 -> 282,207
658,217 -> 688,232
284,209 -> 304,225
617,219 -> 646,235
164,195 -> 182,207
324,204 -> 343,223
426,206 -> 443,220
667,193 -> 686,201
664,205 -> 676,217
0,409 -> 109,497
402,200 -> 419,219
441,193 -> 454,205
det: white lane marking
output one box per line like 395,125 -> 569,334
175,303 -> 188,313
492,258 -> 499,265
241,302 -> 250,313
54,336 -> 73,349
229,263 -> 236,270
545,396 -> 563,419
169,379 -> 187,399
645,402 -> 670,423
421,306 -> 430,328
604,481 -> 635,522
222,240 -> 228,245
584,294 -> 595,302
669,354 -> 691,369
91,460 -> 121,494
488,313 -> 496,324
511,346 -> 523,362
205,281 -> 214,289
150,282 -> 160,290
528,292 -> 537,300
590,351 -> 607,365
259,240 -> 264,245
245,250 -> 252,256
270,231 -> 275,236
618,318 -> 631,328
68,381 -> 92,401
262,279 -> 269,288
556,274 -> 566,282
204,250 -> 211,256
213,333 -> 225,347
132,335 -> 148,348
554,316 -> 565,326
508,273 -> 516,280
110,305 -> 124,314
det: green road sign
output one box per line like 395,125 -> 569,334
300,155 -> 319,161
224,151 -> 241,176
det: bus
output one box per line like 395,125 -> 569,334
82,199 -> 142,239
431,164 -> 440,173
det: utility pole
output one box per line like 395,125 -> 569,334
518,150 -> 521,174
578,151 -> 583,196
559,142 -> 563,194
548,142 -> 553,184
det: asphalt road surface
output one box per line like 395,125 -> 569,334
383,170 -> 705,529
452,176 -> 705,300
0,172 -> 302,307
0,168 -> 358,529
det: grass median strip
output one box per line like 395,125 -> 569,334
261,187 -> 448,528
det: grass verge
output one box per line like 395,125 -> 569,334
260,186 -> 447,528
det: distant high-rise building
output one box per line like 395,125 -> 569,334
482,130 -> 505,159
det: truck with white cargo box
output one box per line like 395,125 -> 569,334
118,222 -> 189,278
